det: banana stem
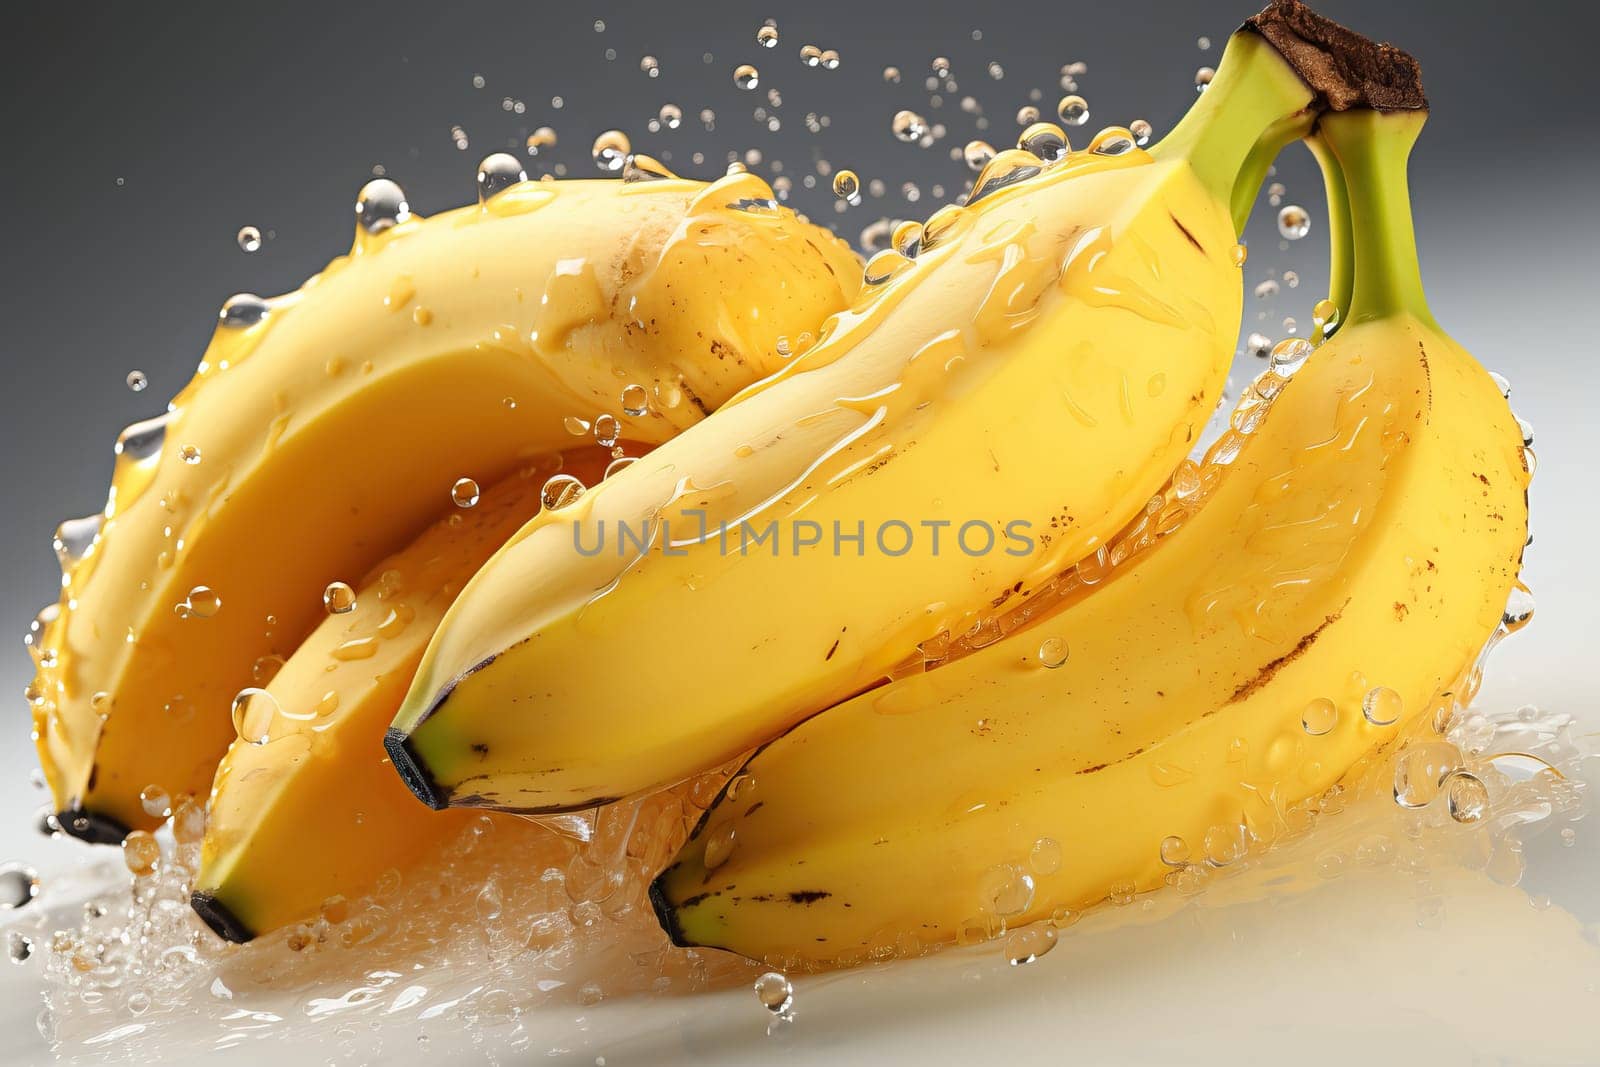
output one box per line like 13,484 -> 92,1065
1152,31 -> 1315,232
1306,134 -> 1355,327
1313,109 -> 1436,328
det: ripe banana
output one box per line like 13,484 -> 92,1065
28,170 -> 859,841
653,106 -> 1531,967
190,452 -> 611,942
388,14 -> 1365,814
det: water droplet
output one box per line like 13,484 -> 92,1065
0,865 -> 40,909
734,64 -> 760,90
1028,837 -> 1063,875
355,178 -> 410,234
7,931 -> 33,964
591,130 -> 631,173
1014,105 -> 1040,127
754,972 -> 793,1013
931,55 -> 951,77
639,55 -> 660,78
1089,127 -> 1135,155
219,293 -> 270,328
1018,122 -> 1070,162
1503,584 -> 1535,631
236,225 -> 262,253
1195,66 -> 1215,92
756,25 -> 778,48
892,110 -> 927,143
620,384 -> 649,417
703,825 -> 737,870
476,153 -> 526,202
540,474 -> 586,511
882,65 -> 901,84
183,585 -> 221,618
832,169 -> 860,203
1277,204 -> 1311,240
1005,924 -> 1057,965
593,413 -> 621,447
122,830 -> 160,875
323,581 -> 357,615
1268,337 -> 1313,375
1130,118 -> 1154,146
978,864 -> 1035,917
1159,835 -> 1190,866
1444,770 -> 1489,823
1362,686 -> 1403,726
452,477 -> 481,508
1392,741 -> 1462,808
123,369 -> 149,394
525,127 -> 557,156
1037,636 -> 1069,669
657,103 -> 682,131
139,784 -> 171,819
172,797 -> 206,844
1301,697 -> 1338,736
1055,94 -> 1089,126
231,688 -> 279,745
1245,332 -> 1273,359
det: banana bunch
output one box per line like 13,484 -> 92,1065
27,167 -> 859,843
651,105 -> 1532,965
383,19 -> 1345,814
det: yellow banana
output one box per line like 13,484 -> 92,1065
653,106 -> 1532,967
190,451 -> 613,942
28,169 -> 859,841
388,16 -> 1361,813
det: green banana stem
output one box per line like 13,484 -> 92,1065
1153,30 -> 1315,232
1313,109 -> 1436,328
1231,112 -> 1316,234
1306,133 -> 1355,326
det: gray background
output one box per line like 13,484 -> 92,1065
2,0 -> 1598,954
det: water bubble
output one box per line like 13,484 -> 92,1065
1055,95 -> 1089,126
639,55 -> 659,78
526,127 -> 557,156
183,585 -> 221,618
591,130 -> 631,173
891,110 -> 927,143
123,830 -> 161,875
1005,924 -> 1057,965
1246,332 -> 1273,359
476,153 -> 526,202
139,784 -> 171,819
1037,636 -> 1069,669
236,225 -> 262,253
1283,270 -> 1299,288
323,581 -> 357,615
1029,837 -> 1063,875
882,65 -> 901,84
1014,105 -> 1040,126
1362,686 -> 1403,727
593,413 -> 621,448
0,865 -> 40,909
1254,278 -> 1280,300
754,972 -> 793,1013
1301,697 -> 1338,736
219,293 -> 270,328
1444,770 -> 1489,823
356,178 -> 410,234
757,25 -> 778,48
734,64 -> 760,90
1130,118 -> 1153,146
1268,337 -> 1313,375
540,474 -> 585,511
1277,204 -> 1311,240
658,104 -> 682,130
1159,835 -> 1190,866
891,221 -> 924,258
452,477 -> 481,508
231,688 -> 279,745
930,55 -> 951,78
963,139 -> 995,171
1392,741 -> 1462,808
1089,127 -> 1136,155
1503,584 -> 1535,630
818,48 -> 840,69
979,865 -> 1035,917
620,384 -> 649,417
1017,123 -> 1070,163
1195,66 -> 1215,92
832,169 -> 860,203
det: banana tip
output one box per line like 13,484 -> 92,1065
647,872 -> 691,948
383,727 -> 447,811
55,807 -> 130,846
191,890 -> 255,944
